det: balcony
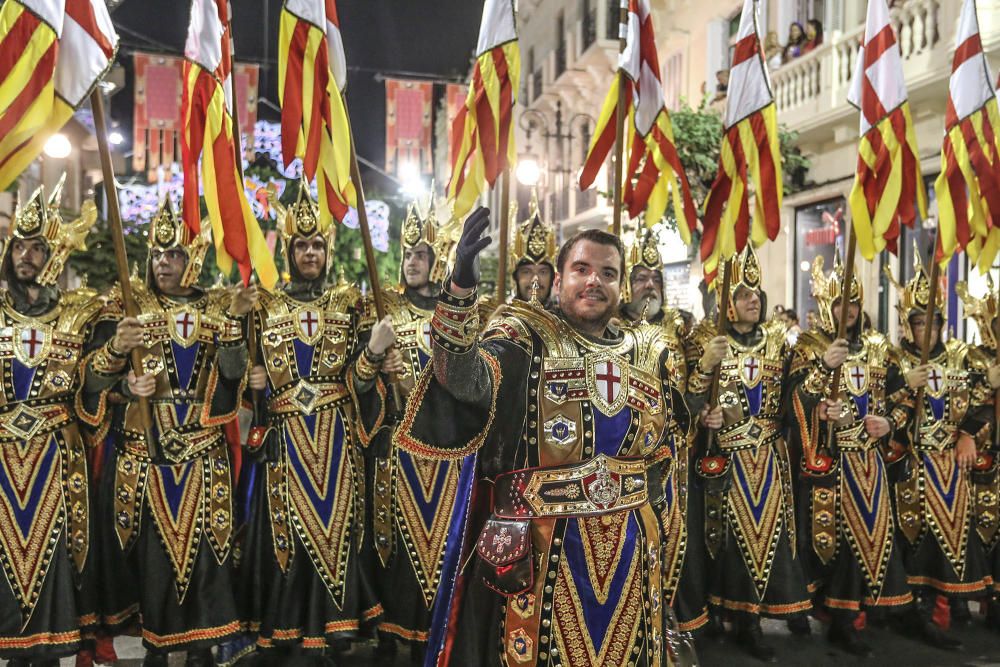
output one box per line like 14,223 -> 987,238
769,0 -> 974,141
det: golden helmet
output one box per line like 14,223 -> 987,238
717,243 -> 762,321
622,226 -> 663,304
400,194 -> 460,286
884,245 -> 946,343
956,276 -> 998,349
147,197 -> 211,288
810,254 -> 862,333
269,180 -> 336,280
4,177 -> 97,287
510,192 -> 556,273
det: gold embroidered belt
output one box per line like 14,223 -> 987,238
0,395 -> 73,443
493,454 -> 658,519
914,420 -> 957,452
834,422 -> 879,452
124,422 -> 223,463
716,417 -> 781,453
268,379 -> 350,417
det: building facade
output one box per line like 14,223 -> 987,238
516,0 -> 1000,337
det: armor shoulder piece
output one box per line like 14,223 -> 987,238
689,319 -> 719,351
761,318 -> 789,358
628,321 -> 672,370
862,331 -> 890,366
59,287 -> 102,331
966,343 -> 993,371
497,300 -> 570,355
945,337 -> 970,369
329,282 -> 362,312
206,286 -> 235,315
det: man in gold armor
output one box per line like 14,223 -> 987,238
79,201 -> 256,666
509,194 -> 556,306
686,245 -> 811,661
619,228 -> 706,636
0,183 -> 101,666
368,200 -> 469,664
956,277 -> 1000,632
787,256 -> 913,655
241,184 -> 396,661
884,254 -> 993,650
395,210 -> 692,667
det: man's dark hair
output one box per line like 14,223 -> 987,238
784,308 -> 798,323
556,229 -> 625,282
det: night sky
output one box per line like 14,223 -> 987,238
108,0 -> 483,178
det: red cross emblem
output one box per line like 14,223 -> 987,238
928,366 -> 944,394
422,322 -> 432,350
848,365 -> 867,393
20,328 -> 44,359
742,356 -> 760,385
175,312 -> 195,340
595,361 -> 622,404
298,310 -> 320,339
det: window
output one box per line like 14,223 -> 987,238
663,50 -> 684,110
793,197 -> 846,325
581,0 -> 596,50
556,11 -> 566,76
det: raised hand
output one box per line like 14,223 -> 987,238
451,207 -> 492,290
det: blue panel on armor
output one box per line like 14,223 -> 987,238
852,393 -> 869,418
284,412 -> 344,519
174,402 -> 190,425
0,437 -> 57,538
923,452 -> 958,505
293,339 -> 315,380
592,408 -> 631,456
734,452 -> 775,523
842,455 -> 884,531
160,461 -> 196,519
561,513 -> 639,652
11,360 -> 35,402
416,349 -> 430,370
928,396 -> 945,421
743,383 -> 762,416
398,450 -> 452,528
171,341 -> 200,391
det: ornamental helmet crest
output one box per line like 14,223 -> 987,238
147,197 -> 211,288
810,254 -> 862,333
4,174 -> 97,286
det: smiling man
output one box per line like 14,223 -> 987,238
394,212 -> 692,667
80,201 -> 256,667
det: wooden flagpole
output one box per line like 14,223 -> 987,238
496,171 -> 510,304
90,91 -> 158,458
822,210 -> 854,453
706,259 -> 733,450
913,227 -> 943,438
611,0 -> 628,236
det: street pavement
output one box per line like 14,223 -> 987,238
55,617 -> 1000,666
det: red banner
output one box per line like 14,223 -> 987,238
385,78 -> 433,176
133,51 -> 259,180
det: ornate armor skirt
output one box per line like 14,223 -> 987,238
97,444 -> 241,652
0,426 -> 96,660
240,407 -> 380,651
896,451 -> 992,596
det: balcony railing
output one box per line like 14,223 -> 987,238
770,0 -> 952,134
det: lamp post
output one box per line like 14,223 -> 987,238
517,100 -> 595,235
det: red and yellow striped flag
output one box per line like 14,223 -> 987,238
700,0 -> 782,286
847,0 -> 928,260
934,0 -> 1000,272
579,0 -> 696,241
278,0 -> 355,231
182,0 -> 278,288
0,0 -> 117,189
448,0 -> 520,219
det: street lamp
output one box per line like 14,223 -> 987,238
398,161 -> 426,197
515,156 -> 541,187
44,133 -> 72,159
518,100 -> 595,223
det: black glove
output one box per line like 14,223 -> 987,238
451,207 -> 492,289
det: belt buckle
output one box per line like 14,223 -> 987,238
4,403 -> 45,439
584,457 -> 621,509
288,380 -> 320,414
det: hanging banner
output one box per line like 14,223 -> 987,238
133,51 -> 259,179
385,78 -> 433,176
445,82 -> 466,164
